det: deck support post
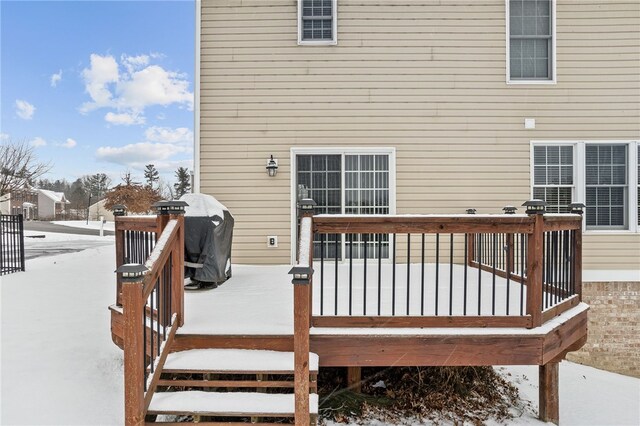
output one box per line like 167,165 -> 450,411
539,362 -> 560,425
347,367 -> 362,393
122,279 -> 145,426
170,214 -> 185,327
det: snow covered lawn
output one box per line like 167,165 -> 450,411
52,219 -> 115,232
1,245 -> 638,425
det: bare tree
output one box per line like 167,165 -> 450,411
0,139 -> 51,196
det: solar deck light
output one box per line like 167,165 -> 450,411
112,204 -> 127,217
522,199 -> 547,215
266,155 -> 278,177
569,202 -> 586,215
288,266 -> 314,285
466,208 -> 477,215
115,263 -> 148,281
502,206 -> 518,215
153,200 -> 188,215
299,198 -> 317,213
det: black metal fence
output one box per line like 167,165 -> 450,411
0,214 -> 25,275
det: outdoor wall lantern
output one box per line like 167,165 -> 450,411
115,263 -> 148,281
266,155 -> 278,177
112,204 -> 127,217
569,202 -> 586,215
502,206 -> 518,214
153,200 -> 189,215
522,199 -> 547,215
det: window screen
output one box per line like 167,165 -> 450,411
585,144 -> 628,229
301,0 -> 334,41
533,145 -> 574,213
509,0 -> 552,80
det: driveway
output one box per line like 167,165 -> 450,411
23,221 -> 115,236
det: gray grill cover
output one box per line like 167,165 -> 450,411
180,194 -> 233,284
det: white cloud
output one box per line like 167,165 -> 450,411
50,70 -> 62,87
105,111 -> 145,126
96,142 -> 189,166
80,54 -> 119,113
15,100 -> 35,120
60,138 -> 77,149
116,65 -> 193,111
79,53 -> 193,124
144,126 -> 193,146
0,133 -> 9,141
121,54 -> 149,74
29,137 -> 47,147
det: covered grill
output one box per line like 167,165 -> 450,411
180,193 -> 234,288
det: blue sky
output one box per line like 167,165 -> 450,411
1,0 -> 195,185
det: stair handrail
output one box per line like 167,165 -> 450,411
119,211 -> 185,426
289,213 -> 314,426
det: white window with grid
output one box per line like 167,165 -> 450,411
292,148 -> 395,261
507,0 -> 556,83
533,145 -> 574,213
298,0 -> 337,45
531,141 -> 640,233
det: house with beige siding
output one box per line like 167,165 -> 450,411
196,0 -> 639,272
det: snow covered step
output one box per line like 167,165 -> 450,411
148,391 -> 319,416
162,349 -> 319,374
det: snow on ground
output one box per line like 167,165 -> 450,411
1,242 -> 123,425
1,246 -> 638,425
52,219 -> 115,232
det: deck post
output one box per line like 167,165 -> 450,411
115,218 -> 125,306
170,213 -> 185,327
122,278 -> 145,426
347,367 -> 362,393
569,203 -> 584,302
524,200 -> 546,328
539,362 -> 560,424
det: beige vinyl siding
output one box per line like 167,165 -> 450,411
199,0 -> 640,268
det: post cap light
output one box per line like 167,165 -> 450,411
288,266 -> 314,285
465,208 -> 477,215
299,198 -> 317,211
112,204 -> 127,217
266,155 -> 278,177
115,263 -> 148,281
502,206 -> 518,215
569,202 -> 586,215
153,200 -> 189,215
522,199 -> 547,215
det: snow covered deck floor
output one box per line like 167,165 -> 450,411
155,263 -> 589,369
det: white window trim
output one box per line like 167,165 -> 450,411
297,0 -> 338,46
530,140 -> 640,234
289,147 -> 396,263
506,0 -> 557,85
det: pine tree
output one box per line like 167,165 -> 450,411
173,167 -> 191,198
143,164 -> 159,189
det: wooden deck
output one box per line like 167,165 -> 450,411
110,207 -> 588,425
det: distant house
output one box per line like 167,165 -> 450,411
37,189 -> 69,220
88,198 -> 114,221
0,187 -> 39,219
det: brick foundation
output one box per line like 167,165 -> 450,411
567,281 -> 640,378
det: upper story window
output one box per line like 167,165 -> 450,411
507,0 -> 555,83
298,0 -> 337,45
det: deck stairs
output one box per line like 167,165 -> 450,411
147,348 -> 319,424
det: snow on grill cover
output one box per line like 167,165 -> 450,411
180,193 -> 234,286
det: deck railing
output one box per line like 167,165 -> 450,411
117,211 -> 185,425
0,214 -> 25,275
115,216 -> 159,306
